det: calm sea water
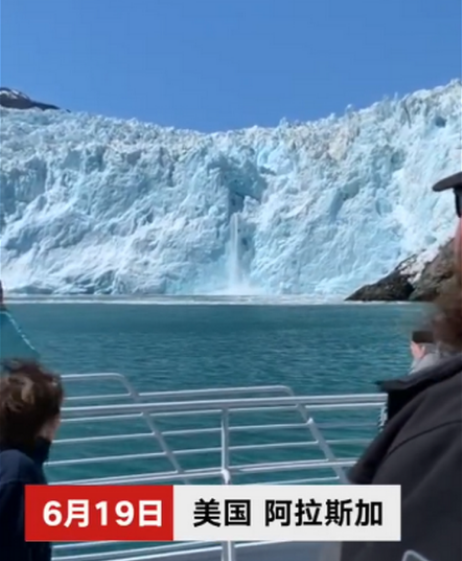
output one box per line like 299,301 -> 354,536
10,301 -> 426,395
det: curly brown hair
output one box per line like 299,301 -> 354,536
0,360 -> 64,451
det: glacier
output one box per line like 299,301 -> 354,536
0,80 -> 461,297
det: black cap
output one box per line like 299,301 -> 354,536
432,171 -> 462,192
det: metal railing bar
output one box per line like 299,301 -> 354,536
140,389 -> 382,405
59,378 -> 381,429
54,538 -> 324,561
49,452 -> 167,466
54,457 -> 356,486
54,470 -> 210,486
61,378 -> 308,404
62,373 -> 128,380
54,433 -> 152,445
282,385 -> 345,483
140,402 -> 382,418
225,438 -> 369,451
57,419 -> 377,439
54,541 -> 219,560
317,421 -> 378,429
61,404 -> 383,424
54,540 -> 212,551
231,457 -> 356,473
138,385 -> 293,399
54,541 -> 216,555
260,475 -> 340,485
111,373 -> 189,483
61,378 -> 289,397
55,422 -> 377,443
50,437 -> 370,462
54,538 -> 349,560
62,396 -> 385,417
220,409 -> 235,560
54,541 -> 126,550
61,414 -> 144,424
158,421 -> 377,437
65,394 -> 132,402
62,374 -> 191,486
61,377 -> 292,397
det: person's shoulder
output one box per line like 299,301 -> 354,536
0,448 -> 39,484
350,363 -> 462,485
415,366 -> 462,425
391,367 -> 462,450
395,356 -> 462,432
346,420 -> 462,560
383,368 -> 462,475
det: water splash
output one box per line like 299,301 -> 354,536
221,212 -> 259,295
228,212 -> 241,287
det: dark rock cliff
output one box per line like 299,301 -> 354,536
346,239 -> 455,302
0,87 -> 61,111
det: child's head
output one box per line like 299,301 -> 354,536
0,360 -> 64,452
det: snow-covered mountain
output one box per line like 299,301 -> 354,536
0,87 -> 60,111
0,81 -> 460,297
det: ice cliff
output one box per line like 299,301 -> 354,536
0,80 -> 460,297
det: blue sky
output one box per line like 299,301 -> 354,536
1,0 -> 460,132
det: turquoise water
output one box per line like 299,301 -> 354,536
10,302 -> 426,395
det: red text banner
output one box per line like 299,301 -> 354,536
25,485 -> 174,542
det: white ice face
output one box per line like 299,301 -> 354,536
0,80 -> 460,297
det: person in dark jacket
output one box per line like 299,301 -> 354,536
340,171 -> 462,561
0,360 -> 64,561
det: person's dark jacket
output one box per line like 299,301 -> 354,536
0,438 -> 52,561
341,353 -> 462,561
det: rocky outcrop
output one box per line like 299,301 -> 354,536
345,259 -> 416,302
346,239 -> 455,302
410,240 -> 455,301
0,87 -> 61,111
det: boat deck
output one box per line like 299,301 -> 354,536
50,372 -> 386,561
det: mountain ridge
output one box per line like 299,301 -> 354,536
0,87 -> 62,111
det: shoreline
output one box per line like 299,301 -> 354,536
5,295 -> 427,306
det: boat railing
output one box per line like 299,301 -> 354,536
49,372 -> 386,561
